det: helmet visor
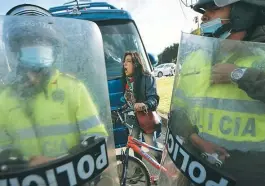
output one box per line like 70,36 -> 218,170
214,0 -> 240,7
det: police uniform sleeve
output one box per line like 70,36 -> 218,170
75,82 -> 108,138
237,68 -> 265,103
170,78 -> 199,140
0,100 -> 12,149
169,108 -> 199,139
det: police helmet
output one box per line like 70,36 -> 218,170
4,4 -> 64,70
193,0 -> 258,37
6,4 -> 52,16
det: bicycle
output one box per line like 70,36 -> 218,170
114,107 -> 177,186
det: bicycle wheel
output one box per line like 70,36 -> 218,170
116,154 -> 151,186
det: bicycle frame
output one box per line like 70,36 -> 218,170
127,136 -> 169,173
116,108 -> 175,178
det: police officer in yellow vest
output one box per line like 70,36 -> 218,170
170,0 -> 265,185
0,4 -> 108,167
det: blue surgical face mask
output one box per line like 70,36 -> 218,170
200,18 -> 231,39
19,46 -> 54,69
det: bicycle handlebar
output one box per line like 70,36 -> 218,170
115,107 -> 134,130
117,107 -> 134,114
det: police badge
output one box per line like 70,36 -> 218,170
52,89 -> 65,103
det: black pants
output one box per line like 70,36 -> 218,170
223,151 -> 265,186
182,142 -> 265,186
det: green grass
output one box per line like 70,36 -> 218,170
156,76 -> 175,114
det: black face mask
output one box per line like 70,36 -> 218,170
13,65 -> 53,98
16,64 -> 43,75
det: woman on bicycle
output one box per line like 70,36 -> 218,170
121,51 -> 162,163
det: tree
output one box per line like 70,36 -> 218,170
158,43 -> 179,65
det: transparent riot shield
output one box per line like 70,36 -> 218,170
158,32 -> 265,186
0,16 -> 119,186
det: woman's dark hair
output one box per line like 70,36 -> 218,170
121,51 -> 149,101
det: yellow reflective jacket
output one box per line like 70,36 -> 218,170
0,70 -> 108,158
173,49 -> 265,152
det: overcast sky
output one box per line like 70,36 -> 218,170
0,0 -> 200,55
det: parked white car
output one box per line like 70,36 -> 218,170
153,63 -> 176,77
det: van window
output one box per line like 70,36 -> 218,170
96,20 -> 151,80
